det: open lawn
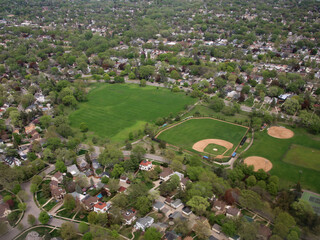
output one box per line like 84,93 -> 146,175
157,118 -> 248,155
283,144 -> 320,171
69,84 -> 195,142
204,144 -> 227,155
242,126 -> 320,193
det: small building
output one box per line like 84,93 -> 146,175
171,199 -> 183,209
226,206 -> 241,218
94,201 -> 112,213
134,216 -> 154,231
122,209 -> 137,225
212,223 -> 222,234
76,155 -> 90,171
139,160 -> 153,171
180,177 -> 190,190
212,200 -> 226,212
67,164 -> 80,177
118,186 -> 127,193
51,186 -> 66,201
120,176 -> 128,183
51,171 -> 63,183
153,201 -> 165,211
159,168 -> 174,181
164,231 -> 180,240
182,206 -> 192,216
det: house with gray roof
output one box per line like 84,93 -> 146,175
153,201 -> 165,211
134,216 -> 154,231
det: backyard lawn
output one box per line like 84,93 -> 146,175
69,83 -> 195,142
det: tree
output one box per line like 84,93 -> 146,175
27,214 -> 36,226
83,232 -> 93,240
60,222 -> 78,240
18,202 -> 27,211
209,96 -> 225,112
55,160 -> 67,172
187,196 -> 210,215
111,164 -> 124,178
135,196 -> 152,215
98,146 -> 123,167
238,221 -> 259,240
283,98 -> 301,115
64,194 -> 76,211
38,211 -> 50,224
17,190 -> 29,202
273,212 -> 296,238
30,183 -> 38,194
246,175 -> 257,187
80,122 -> 89,132
78,222 -> 89,234
144,227 -> 161,240
193,220 -> 211,240
222,220 -> 237,236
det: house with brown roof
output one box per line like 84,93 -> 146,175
257,225 -> 272,240
93,201 -> 112,213
81,195 -> 99,211
51,185 -> 66,201
180,177 -> 190,190
212,200 -> 226,212
51,171 -> 63,183
226,206 -> 241,218
122,209 -> 137,225
159,168 -> 174,181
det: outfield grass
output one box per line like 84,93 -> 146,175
204,144 -> 227,155
69,84 -> 195,142
242,126 -> 320,193
157,118 -> 248,154
283,144 -> 320,171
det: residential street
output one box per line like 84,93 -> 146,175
0,165 -> 69,240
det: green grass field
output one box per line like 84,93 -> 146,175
204,144 -> 227,155
283,144 -> 320,171
69,84 -> 196,142
157,118 -> 248,154
242,126 -> 320,193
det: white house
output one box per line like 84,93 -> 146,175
94,201 -> 112,213
134,216 -> 154,231
139,160 -> 152,171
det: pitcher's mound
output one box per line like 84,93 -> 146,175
244,156 -> 273,172
268,126 -> 294,139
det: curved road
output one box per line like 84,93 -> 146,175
1,165 -> 67,240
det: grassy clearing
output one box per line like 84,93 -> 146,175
36,191 -> 50,206
204,143 -> 227,155
242,126 -> 320,193
43,200 -> 58,211
157,118 -> 248,154
282,144 -> 320,171
69,83 -> 195,142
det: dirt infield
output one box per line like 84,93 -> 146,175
268,126 -> 294,139
244,156 -> 273,172
192,139 -> 233,153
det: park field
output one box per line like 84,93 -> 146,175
69,84 -> 196,142
156,118 -> 248,155
283,144 -> 320,171
242,126 -> 320,193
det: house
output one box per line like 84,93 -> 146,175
169,211 -> 185,221
180,177 -> 190,190
226,206 -> 241,218
182,206 -> 192,216
257,225 -> 272,240
50,183 -> 66,201
118,186 -> 127,193
212,224 -> 222,234
67,164 -> 80,177
164,231 -> 181,240
81,195 -> 99,211
122,209 -> 137,225
25,123 -> 36,135
151,222 -> 168,233
212,200 -> 226,212
0,202 -> 11,219
120,176 -> 128,183
159,168 -> 174,181
209,236 -> 219,240
94,201 -> 112,213
134,216 -> 154,231
76,155 -> 89,171
139,160 -> 152,171
51,171 -> 63,183
153,201 -> 165,211
164,197 -> 172,205
171,199 -> 183,209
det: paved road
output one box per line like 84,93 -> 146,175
122,150 -> 169,164
1,165 -> 68,240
